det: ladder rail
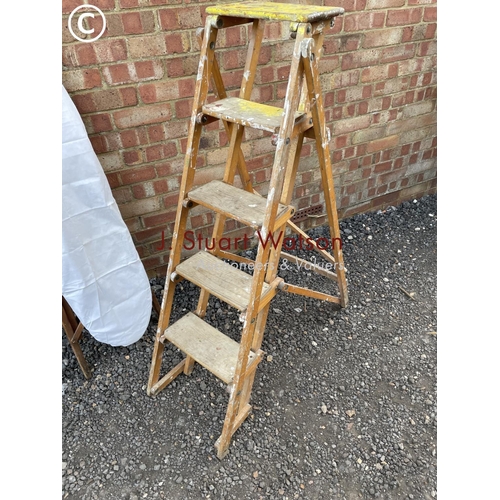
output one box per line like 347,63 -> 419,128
301,36 -> 348,306
215,23 -> 312,457
148,17 -> 220,395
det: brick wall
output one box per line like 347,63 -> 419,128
62,0 -> 437,276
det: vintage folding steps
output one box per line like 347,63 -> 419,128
147,1 -> 349,459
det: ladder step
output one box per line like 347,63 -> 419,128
202,97 -> 306,134
207,2 -> 344,23
176,251 -> 271,311
161,312 -> 257,384
188,180 -> 292,229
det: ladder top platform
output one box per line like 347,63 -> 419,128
206,1 -> 344,23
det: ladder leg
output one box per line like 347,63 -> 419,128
216,225 -> 286,458
302,37 -> 349,307
148,18 -> 220,395
216,26 -> 311,458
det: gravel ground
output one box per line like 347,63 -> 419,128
62,194 -> 437,500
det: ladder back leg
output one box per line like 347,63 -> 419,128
301,36 -> 348,306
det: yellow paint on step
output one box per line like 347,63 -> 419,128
207,2 -> 344,23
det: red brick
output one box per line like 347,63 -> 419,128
371,190 -> 401,209
325,0 -> 356,12
63,69 -> 102,92
62,0 -> 437,271
119,0 -> 139,7
258,66 -> 275,84
175,99 -> 193,119
381,148 -> 395,161
120,198 -> 161,219
83,11 -> 107,37
166,58 -> 185,79
90,135 -> 107,154
121,87 -> 138,107
147,125 -> 165,143
344,12 -> 386,32
223,70 -> 245,90
62,0 -> 82,14
333,115 -> 371,135
418,41 -> 437,57
122,12 -> 142,34
74,44 -> 97,66
91,0 -> 114,10
93,39 -> 128,63
423,7 -> 437,22
381,44 -> 416,64
76,87 -> 139,113
114,103 -> 172,129
143,211 -> 177,228
142,255 -> 163,271
342,49 -> 382,70
155,159 -> 186,178
135,61 -> 156,79
178,78 -> 195,98
159,6 -> 202,30
112,187 -> 134,205
340,35 -> 362,53
366,0 -> 404,7
386,8 -> 423,26
402,27 -> 413,43
222,49 -> 247,71
122,150 -> 142,166
121,166 -> 156,185
163,192 -> 181,210
367,135 -> 400,153
258,46 -> 272,65
105,64 -> 130,84
363,28 -> 403,48
90,114 -> 113,133
425,23 -> 437,39
165,33 -> 189,55
129,35 -> 166,58
222,26 -> 247,47
150,179 -> 168,195
131,185 -> 146,199
134,226 -> 164,244
106,173 -> 120,189
386,113 -> 436,135
120,130 -> 140,148
138,84 -> 156,104
71,94 -> 94,114
145,143 -> 178,162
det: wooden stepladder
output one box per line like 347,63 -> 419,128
147,1 -> 348,459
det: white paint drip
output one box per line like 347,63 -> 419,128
196,55 -> 207,81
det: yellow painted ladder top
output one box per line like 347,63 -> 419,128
206,1 -> 344,23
